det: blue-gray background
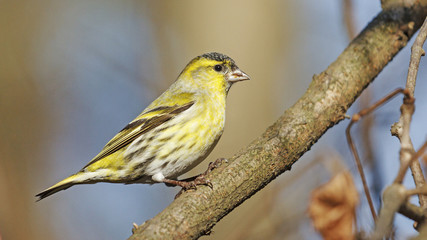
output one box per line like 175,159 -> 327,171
1,1 -> 426,239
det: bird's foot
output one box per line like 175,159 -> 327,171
163,175 -> 211,192
171,158 -> 228,199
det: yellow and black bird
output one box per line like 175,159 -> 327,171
36,52 -> 250,200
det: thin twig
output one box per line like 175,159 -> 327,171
370,183 -> 427,240
360,96 -> 383,202
392,17 -> 427,207
407,185 -> 427,196
346,121 -> 377,221
346,88 -> 407,221
369,17 -> 427,240
366,161 -> 427,239
370,184 -> 407,240
401,184 -> 427,231
399,201 -> 426,224
406,17 -> 427,94
395,140 -> 427,184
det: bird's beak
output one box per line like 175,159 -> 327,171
227,69 -> 250,83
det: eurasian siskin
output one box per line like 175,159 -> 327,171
36,52 -> 250,200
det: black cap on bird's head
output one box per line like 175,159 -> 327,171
200,52 -> 235,63
200,52 -> 250,83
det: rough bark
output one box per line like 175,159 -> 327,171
129,3 -> 427,240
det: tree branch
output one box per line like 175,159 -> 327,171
129,4 -> 427,240
392,16 -> 427,207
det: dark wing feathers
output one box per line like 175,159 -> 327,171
82,101 -> 194,169
119,118 -> 147,132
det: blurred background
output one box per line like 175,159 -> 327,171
1,0 -> 426,239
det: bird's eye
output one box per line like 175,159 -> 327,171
214,64 -> 223,72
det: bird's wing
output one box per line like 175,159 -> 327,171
82,99 -> 195,169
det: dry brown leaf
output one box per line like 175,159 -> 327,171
308,171 -> 359,240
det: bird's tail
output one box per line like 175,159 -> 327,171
36,173 -> 85,201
